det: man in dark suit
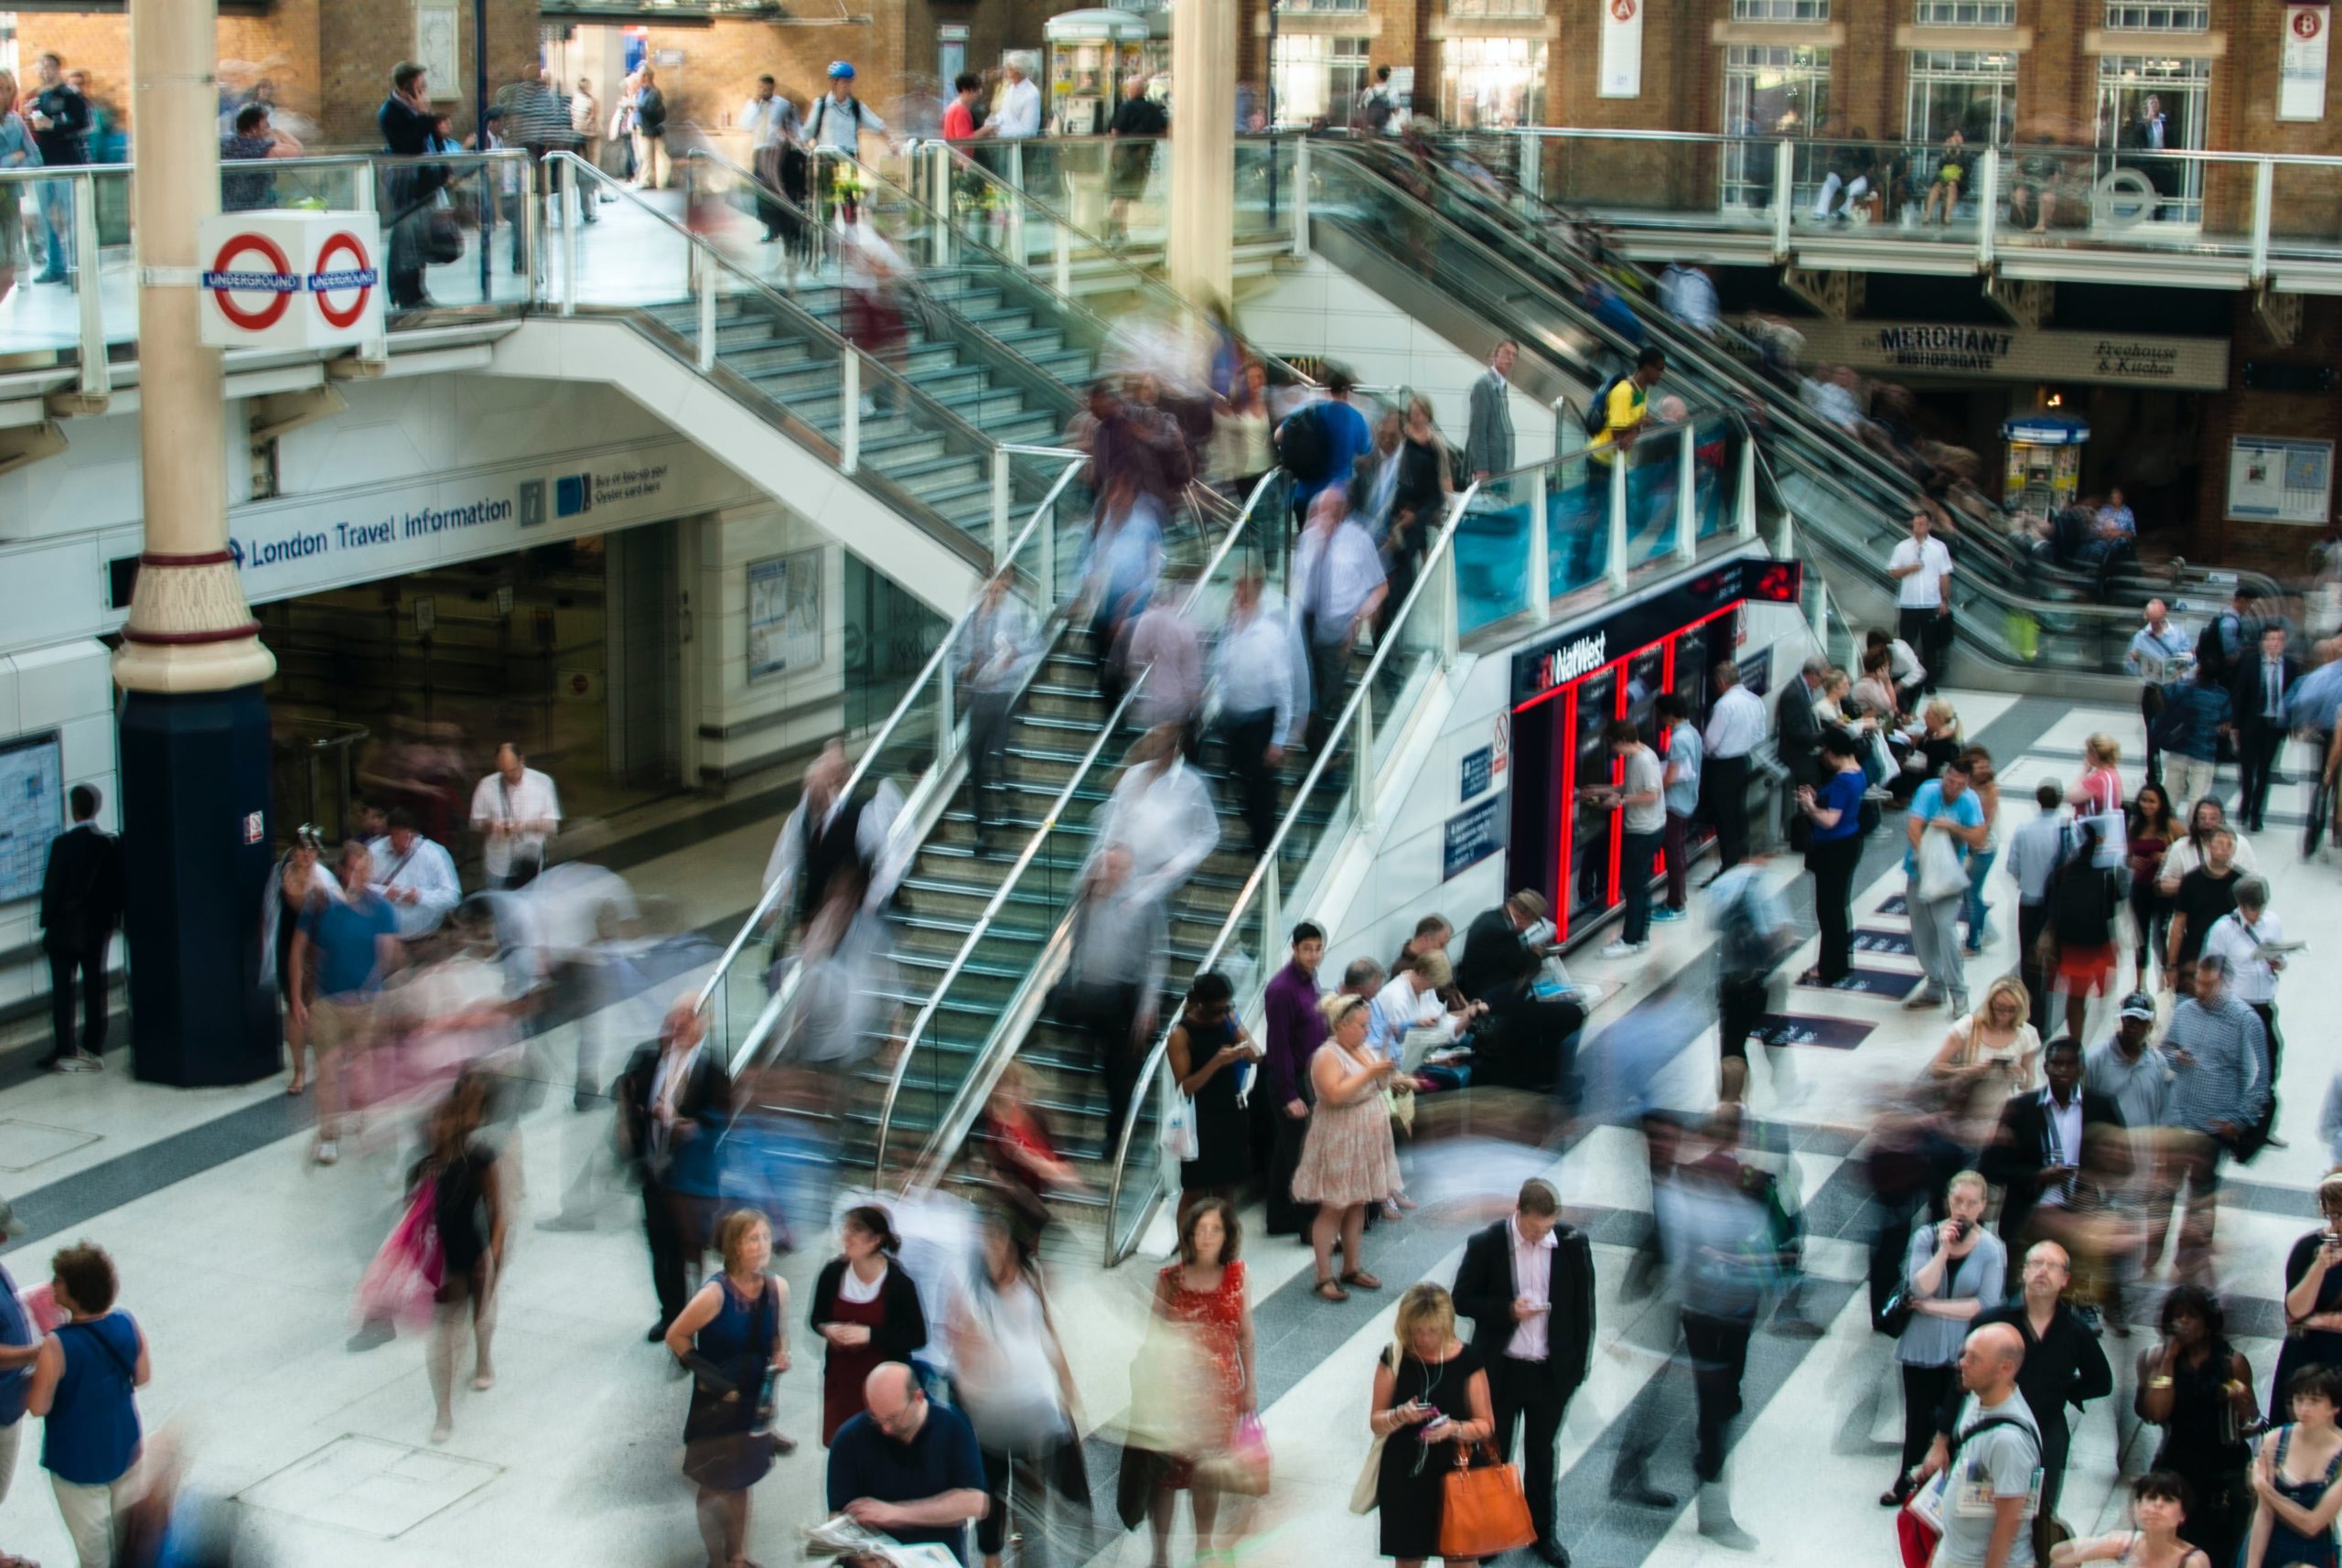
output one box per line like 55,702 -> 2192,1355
2229,624 -> 2302,833
1776,655 -> 1829,843
1978,1036 -> 2124,1252
38,783 -> 124,1072
1456,891 -> 1585,1096
1451,1178 -> 1595,1567
618,998 -> 734,1339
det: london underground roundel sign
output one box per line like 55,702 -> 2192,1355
309,230 -> 378,329
198,210 -> 386,349
203,232 -> 299,331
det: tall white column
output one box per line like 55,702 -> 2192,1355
1166,0 -> 1236,307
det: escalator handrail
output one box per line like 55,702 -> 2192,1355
924,141 -> 1321,394
694,449 -> 1090,1037
1100,478 -> 1482,1267
546,151 -> 1035,480
868,467 -> 1285,1176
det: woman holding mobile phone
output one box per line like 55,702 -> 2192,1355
2272,1174 -> 2342,1410
1885,1170 -> 2004,1506
1369,1283 -> 1494,1567
1170,972 -> 1257,1229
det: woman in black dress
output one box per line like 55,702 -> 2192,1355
1169,972 -> 1257,1230
1370,1282 -> 1495,1567
2136,1284 -> 2260,1568
2274,1175 -> 2342,1408
419,1070 -> 503,1445
666,1209 -> 791,1568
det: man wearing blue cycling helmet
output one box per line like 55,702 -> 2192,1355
808,59 -> 886,156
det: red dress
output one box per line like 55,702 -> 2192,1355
1156,1260 -> 1247,1487
820,1288 -> 889,1446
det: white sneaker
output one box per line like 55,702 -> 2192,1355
314,1140 -> 339,1166
1600,940 -> 1649,959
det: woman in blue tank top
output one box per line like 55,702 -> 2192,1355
27,1241 -> 148,1568
2250,1366 -> 2342,1568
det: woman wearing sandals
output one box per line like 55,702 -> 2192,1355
667,1209 -> 792,1568
1146,1197 -> 1257,1568
1294,993 -> 1402,1302
260,826 -> 335,1095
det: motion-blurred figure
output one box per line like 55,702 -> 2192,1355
415,1069 -> 507,1444
958,568 -> 1042,852
1210,565 -> 1308,858
1061,843 -> 1168,1146
763,738 -> 907,943
621,999 -> 734,1341
951,1208 -> 1086,1568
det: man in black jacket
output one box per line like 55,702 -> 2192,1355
377,61 -> 441,308
2228,624 -> 2302,834
1929,1240 -> 2112,1542
38,784 -> 124,1072
1455,890 -> 1585,1095
1452,1179 -> 1593,1567
1979,1036 -> 2125,1252
618,999 -> 734,1339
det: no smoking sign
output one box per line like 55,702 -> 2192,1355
199,210 -> 384,349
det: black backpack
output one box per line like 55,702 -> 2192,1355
1277,402 -> 1333,484
1582,373 -> 1630,438
2050,857 -> 2116,947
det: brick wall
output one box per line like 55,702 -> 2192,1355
2190,294 -> 2342,578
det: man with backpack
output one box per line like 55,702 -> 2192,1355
1907,1322 -> 2041,1568
1277,370 -> 1372,529
1709,855 -> 1794,1106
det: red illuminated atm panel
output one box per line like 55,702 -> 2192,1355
1503,559 -> 1799,945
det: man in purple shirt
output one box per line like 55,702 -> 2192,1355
1258,921 -> 1327,1238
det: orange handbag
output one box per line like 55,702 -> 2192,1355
1437,1443 -> 1538,1560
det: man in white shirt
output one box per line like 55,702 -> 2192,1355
366,809 -> 462,940
469,743 -> 561,890
990,55 -> 1043,141
1211,567 -> 1311,857
761,737 -> 908,934
1087,724 -> 1220,907
1366,958 -> 1477,1066
1701,659 -> 1767,875
1886,510 -> 1954,694
2128,599 -> 2194,780
742,73 -> 801,243
2201,875 -> 2285,1101
1292,487 -> 1388,747
957,568 -> 1040,851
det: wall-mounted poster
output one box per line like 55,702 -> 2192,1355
415,1 -> 460,102
0,732 -> 64,904
2228,435 -> 2335,525
748,550 -> 823,680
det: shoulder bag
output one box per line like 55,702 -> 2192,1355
1898,1415 -> 2039,1568
1437,1441 -> 1538,1560
1917,822 -> 1968,904
1348,1341 -> 1402,1513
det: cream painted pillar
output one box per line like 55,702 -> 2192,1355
113,0 -> 273,694
1166,0 -> 1236,308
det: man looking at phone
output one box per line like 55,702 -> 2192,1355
1452,1178 -> 1594,1566
2152,954 -> 2271,1282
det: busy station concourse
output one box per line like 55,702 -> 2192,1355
5,4 -> 2342,1568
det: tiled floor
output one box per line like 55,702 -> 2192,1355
0,686 -> 2333,1567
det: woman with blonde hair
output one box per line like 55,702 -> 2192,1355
1368,1282 -> 1495,1566
2074,733 -> 2126,821
667,1208 -> 790,1568
1928,974 -> 2040,1109
1295,992 -> 1401,1302
0,70 -> 36,312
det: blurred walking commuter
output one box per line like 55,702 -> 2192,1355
1212,565 -> 1307,857
958,570 -> 1041,851
1060,842 -> 1168,1146
621,999 -> 734,1342
290,840 -> 403,1165
1148,1198 -> 1259,1568
952,1209 -> 1082,1568
763,738 -> 907,939
419,1074 -> 505,1443
1292,487 -> 1387,746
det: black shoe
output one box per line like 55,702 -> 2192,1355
1612,1475 -> 1678,1509
647,1321 -> 670,1343
1531,1541 -> 1571,1567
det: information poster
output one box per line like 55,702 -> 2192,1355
2227,435 -> 2335,525
2283,3 -> 2332,123
0,732 -> 65,904
1598,0 -> 1644,99
748,550 -> 824,680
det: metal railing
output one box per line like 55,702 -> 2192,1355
867,467 -> 1287,1183
1100,477 -> 1480,1266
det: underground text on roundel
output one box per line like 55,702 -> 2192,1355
229,498 -> 514,571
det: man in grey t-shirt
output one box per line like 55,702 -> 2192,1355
1602,718 -> 1669,960
1924,1322 -> 2041,1568
1658,692 -> 1703,921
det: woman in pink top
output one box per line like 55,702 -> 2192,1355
2072,733 -> 2126,821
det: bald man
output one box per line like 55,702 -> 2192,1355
618,998 -> 732,1341
1929,1241 -> 2109,1548
1917,1321 -> 2043,1568
826,1362 -> 988,1566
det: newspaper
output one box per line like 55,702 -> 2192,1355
803,1513 -> 963,1567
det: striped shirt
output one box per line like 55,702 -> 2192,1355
2161,993 -> 2271,1135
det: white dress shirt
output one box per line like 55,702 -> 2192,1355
1089,757 -> 1219,905
1366,973 -> 1459,1064
958,591 -> 1042,695
1703,685 -> 1767,760
2203,910 -> 2283,1006
2036,1087 -> 2084,1210
469,767 -> 562,880
742,93 -> 798,147
1506,1216 -> 1556,1362
1292,520 -> 1387,642
994,77 -> 1043,139
365,833 -> 463,939
1889,536 -> 1954,609
761,777 -> 909,915
1211,597 -> 1309,745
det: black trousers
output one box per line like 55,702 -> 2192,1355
2143,685 -> 2165,780
1681,1310 -> 1753,1483
46,945 -> 106,1061
1477,983 -> 1585,1095
1488,1358 -> 1569,1541
1717,974 -> 1770,1065
2019,901 -> 2052,1035
1900,1362 -> 1957,1475
1705,754 -> 1750,871
1807,834 -> 1861,982
1069,981 -> 1146,1145
1219,707 -> 1282,856
2238,724 -> 2286,829
1899,607 -> 1950,693
642,1177 -> 709,1332
966,688 -> 1015,838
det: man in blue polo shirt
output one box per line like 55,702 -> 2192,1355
1904,756 -> 1988,1018
827,1362 -> 988,1565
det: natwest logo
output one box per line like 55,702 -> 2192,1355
1536,629 -> 1608,692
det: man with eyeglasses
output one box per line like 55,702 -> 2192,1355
826,1361 -> 988,1565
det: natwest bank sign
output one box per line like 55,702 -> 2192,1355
198,210 -> 383,349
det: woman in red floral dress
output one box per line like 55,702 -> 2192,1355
1148,1197 -> 1259,1568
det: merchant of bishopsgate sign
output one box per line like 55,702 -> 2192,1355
1788,320 -> 2229,391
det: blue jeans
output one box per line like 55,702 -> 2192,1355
38,178 -> 73,276
1961,847 -> 1996,950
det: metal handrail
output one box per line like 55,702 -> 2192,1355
1100,477 -> 1482,1266
1491,124 -> 2342,170
868,467 -> 1284,1176
694,448 -> 1090,1039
